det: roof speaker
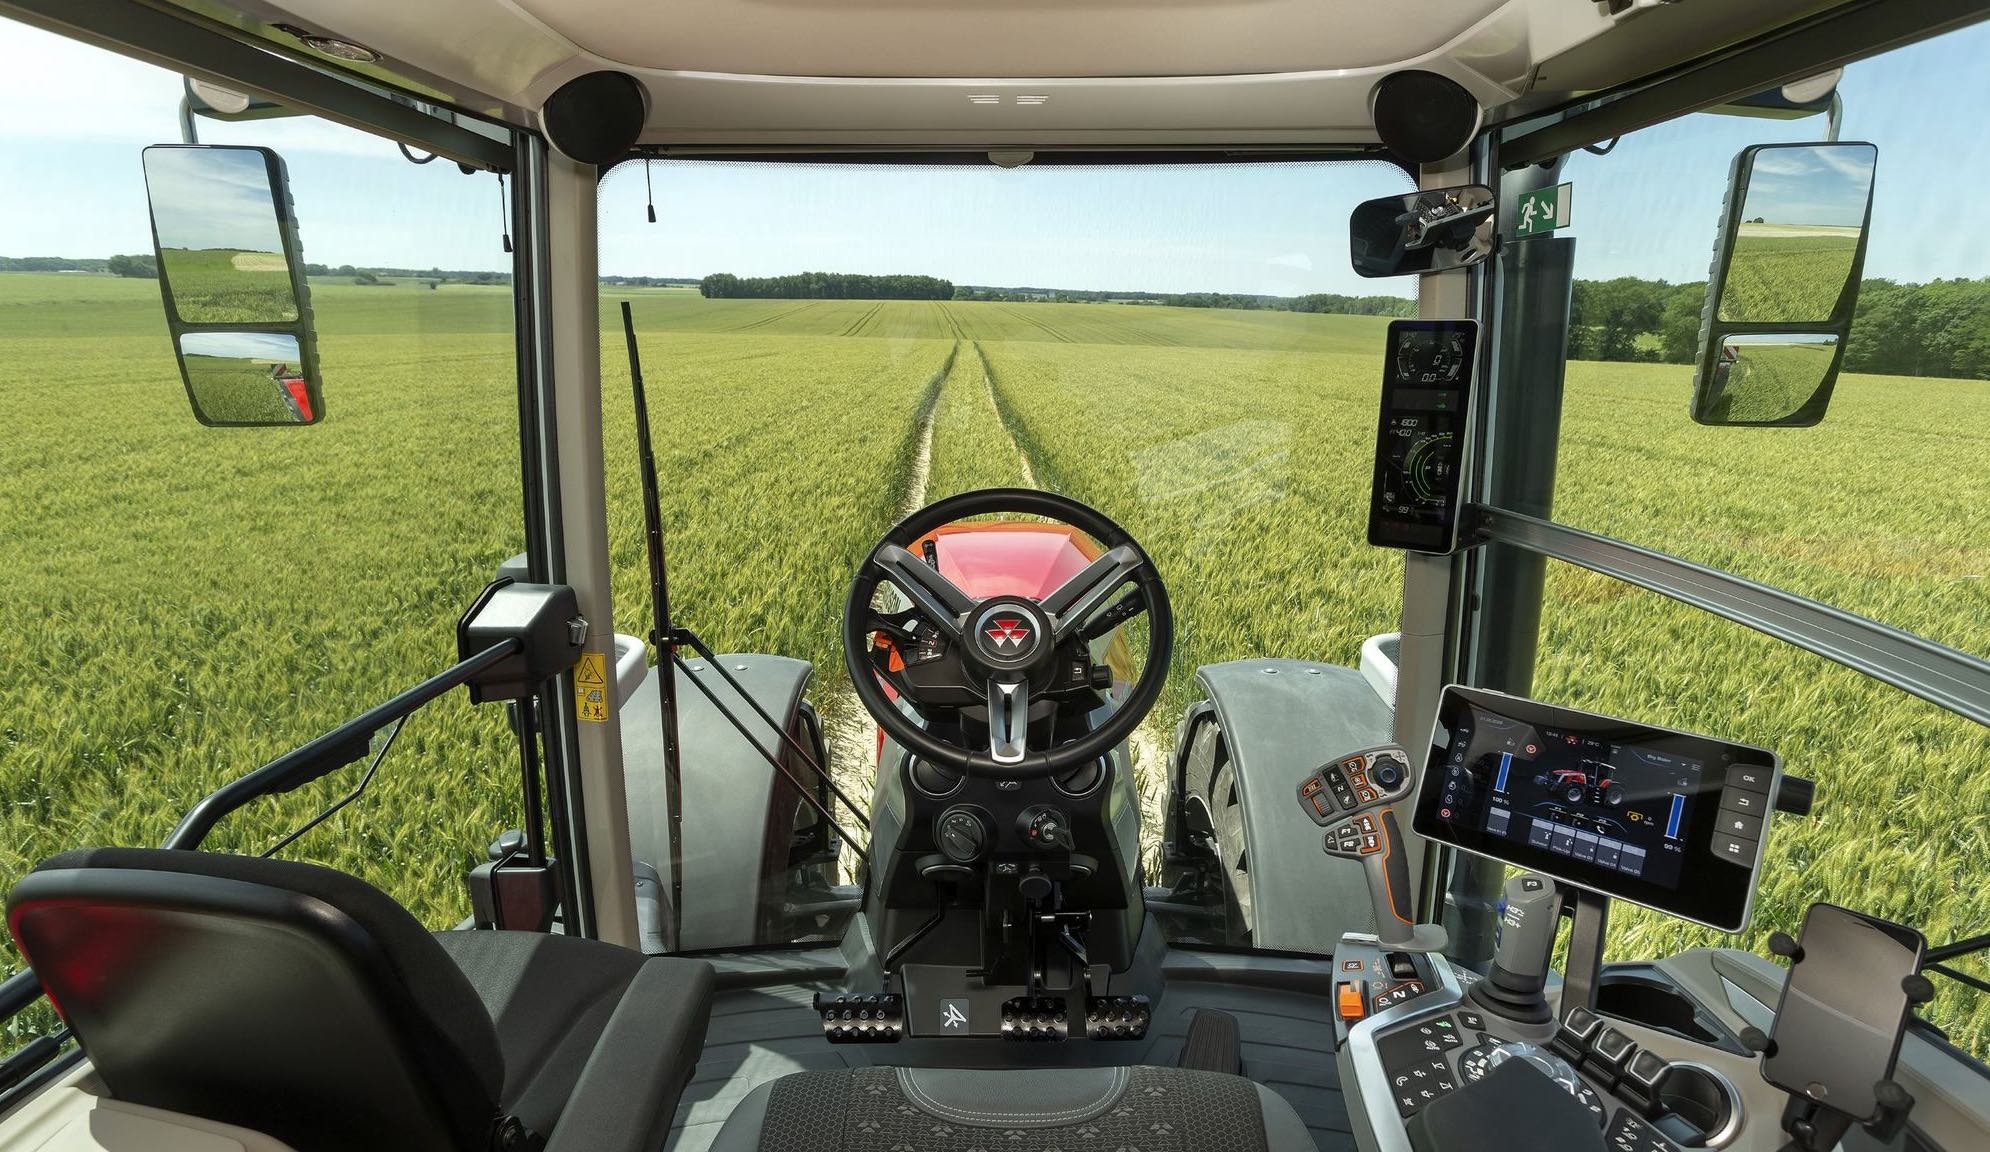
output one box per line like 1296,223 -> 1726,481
542,71 -> 648,166
1370,71 -> 1483,166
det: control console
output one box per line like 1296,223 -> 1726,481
1350,975 -> 1737,1152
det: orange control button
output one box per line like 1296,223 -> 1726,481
1337,981 -> 1366,1022
1300,776 -> 1323,797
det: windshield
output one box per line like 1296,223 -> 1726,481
596,158 -> 1419,948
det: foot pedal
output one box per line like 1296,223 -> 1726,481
1177,1008 -> 1243,1073
813,992 -> 904,1043
1002,996 -> 1069,1041
1084,995 -> 1152,1040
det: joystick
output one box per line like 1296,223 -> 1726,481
1468,873 -> 1560,1024
1299,744 -> 1446,951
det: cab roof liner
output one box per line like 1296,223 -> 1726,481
15,0 -> 1932,149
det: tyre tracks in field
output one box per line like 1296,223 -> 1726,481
819,340 -> 956,825
828,339 -> 1167,880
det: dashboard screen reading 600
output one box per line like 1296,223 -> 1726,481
1368,320 -> 1477,553
1414,685 -> 1781,932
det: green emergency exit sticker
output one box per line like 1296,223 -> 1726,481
1515,183 -> 1573,237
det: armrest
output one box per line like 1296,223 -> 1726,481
1405,1060 -> 1605,1152
544,956 -> 715,1152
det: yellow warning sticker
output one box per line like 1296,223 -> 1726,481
576,651 -> 609,722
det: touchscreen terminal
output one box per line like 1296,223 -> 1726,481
1413,685 -> 1780,932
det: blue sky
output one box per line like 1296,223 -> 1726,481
1738,144 -> 1875,228
2,15 -> 1988,294
142,146 -> 290,252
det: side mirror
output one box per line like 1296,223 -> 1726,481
1349,185 -> 1495,278
142,144 -> 322,425
1691,142 -> 1876,426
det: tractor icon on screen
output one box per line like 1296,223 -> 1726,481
1534,760 -> 1626,808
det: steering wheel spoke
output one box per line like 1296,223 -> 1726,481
986,677 -> 1030,765
1041,545 -> 1143,643
874,543 -> 972,640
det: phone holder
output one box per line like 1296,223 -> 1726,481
1740,926 -> 1936,1152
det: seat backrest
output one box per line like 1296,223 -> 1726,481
7,848 -> 506,1152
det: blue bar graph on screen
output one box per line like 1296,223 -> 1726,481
1666,793 -> 1684,839
1495,752 -> 1512,793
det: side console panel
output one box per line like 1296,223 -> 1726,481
1181,659 -> 1396,953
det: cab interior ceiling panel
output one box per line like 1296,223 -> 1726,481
148,0 -> 1853,144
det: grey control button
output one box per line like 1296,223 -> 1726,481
1624,1049 -> 1670,1090
1710,833 -> 1757,863
1562,1005 -> 1604,1041
1572,831 -> 1599,863
1715,809 -> 1762,840
1592,1027 -> 1636,1067
1724,764 -> 1773,794
1719,788 -> 1766,817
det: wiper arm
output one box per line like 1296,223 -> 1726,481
1926,930 -> 1990,996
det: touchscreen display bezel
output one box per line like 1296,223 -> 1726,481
1412,685 -> 1780,932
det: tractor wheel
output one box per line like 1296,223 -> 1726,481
1604,785 -> 1625,807
1564,784 -> 1586,805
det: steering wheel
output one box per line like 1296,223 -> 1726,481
842,488 -> 1172,779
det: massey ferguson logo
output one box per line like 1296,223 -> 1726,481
984,617 -> 1031,651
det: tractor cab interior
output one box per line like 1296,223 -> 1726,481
1,2 -> 1988,1152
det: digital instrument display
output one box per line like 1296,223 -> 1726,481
1414,685 -> 1780,932
1368,320 -> 1477,553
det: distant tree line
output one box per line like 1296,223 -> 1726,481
700,272 -> 954,300
948,284 -> 1417,315
1571,275 -> 1990,379
0,256 -> 113,273
602,275 -> 702,288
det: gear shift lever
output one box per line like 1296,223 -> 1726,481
1299,744 -> 1447,952
1468,873 -> 1560,1024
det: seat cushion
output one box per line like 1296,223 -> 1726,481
712,1065 -> 1316,1152
435,930 -> 712,1138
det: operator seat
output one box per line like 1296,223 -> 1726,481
5,847 -> 716,1152
712,1064 -> 1317,1152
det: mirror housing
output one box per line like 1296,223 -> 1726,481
1691,141 -> 1877,426
142,144 -> 322,426
1349,185 -> 1495,278
184,78 -> 301,124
